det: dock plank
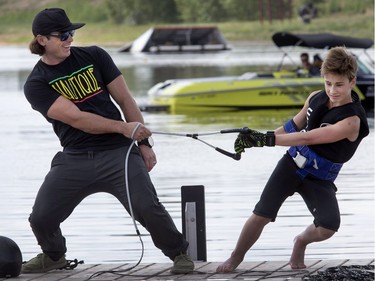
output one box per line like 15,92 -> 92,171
305,258 -> 348,277
174,261 -> 263,280
342,258 -> 374,266
115,263 -> 172,280
234,261 -> 300,281
65,263 -> 142,280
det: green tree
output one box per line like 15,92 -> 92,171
175,0 -> 226,22
223,0 -> 260,21
174,0 -> 201,22
105,0 -> 127,24
105,0 -> 179,25
197,0 -> 227,22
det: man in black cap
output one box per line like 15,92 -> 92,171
22,8 -> 194,274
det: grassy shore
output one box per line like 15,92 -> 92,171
0,8 -> 373,48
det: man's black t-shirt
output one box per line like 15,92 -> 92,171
24,46 -> 131,150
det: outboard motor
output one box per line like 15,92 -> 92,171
0,236 -> 22,277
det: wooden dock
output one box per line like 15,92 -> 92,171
3,259 -> 374,280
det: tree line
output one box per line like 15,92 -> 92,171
104,0 -> 373,25
105,0 -> 304,25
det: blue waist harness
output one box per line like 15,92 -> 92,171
288,146 -> 343,182
283,119 -> 343,182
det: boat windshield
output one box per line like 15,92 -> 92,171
357,59 -> 374,76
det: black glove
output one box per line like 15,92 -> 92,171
234,129 -> 275,153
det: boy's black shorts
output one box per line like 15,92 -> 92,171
253,153 -> 340,232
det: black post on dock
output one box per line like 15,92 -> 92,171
181,185 -> 207,261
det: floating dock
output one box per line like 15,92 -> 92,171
4,259 -> 374,280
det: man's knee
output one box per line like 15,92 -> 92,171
29,212 -> 54,231
132,197 -> 164,222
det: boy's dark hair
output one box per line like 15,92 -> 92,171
321,47 -> 357,81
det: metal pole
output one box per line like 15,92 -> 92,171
181,185 -> 207,261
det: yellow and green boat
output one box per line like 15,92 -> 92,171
149,73 -> 327,113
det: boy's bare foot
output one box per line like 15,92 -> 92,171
289,262 -> 307,269
289,235 -> 307,269
216,256 -> 243,273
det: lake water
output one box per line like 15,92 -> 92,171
0,44 -> 374,265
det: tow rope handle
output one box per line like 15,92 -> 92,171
220,127 -> 250,134
60,259 -> 84,270
217,127 -> 250,160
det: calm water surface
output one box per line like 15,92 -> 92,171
0,45 -> 373,264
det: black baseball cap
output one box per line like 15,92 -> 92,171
32,8 -> 85,36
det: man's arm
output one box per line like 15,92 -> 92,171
107,75 -> 157,171
46,76 -> 151,142
106,75 -> 144,124
46,74 -> 156,170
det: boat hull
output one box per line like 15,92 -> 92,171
148,76 -> 363,114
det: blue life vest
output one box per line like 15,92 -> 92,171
283,90 -> 369,182
288,145 -> 343,181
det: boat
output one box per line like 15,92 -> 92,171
147,32 -> 374,114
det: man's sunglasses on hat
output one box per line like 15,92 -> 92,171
48,30 -> 75,41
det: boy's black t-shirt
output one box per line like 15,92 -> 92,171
24,46 -> 131,150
